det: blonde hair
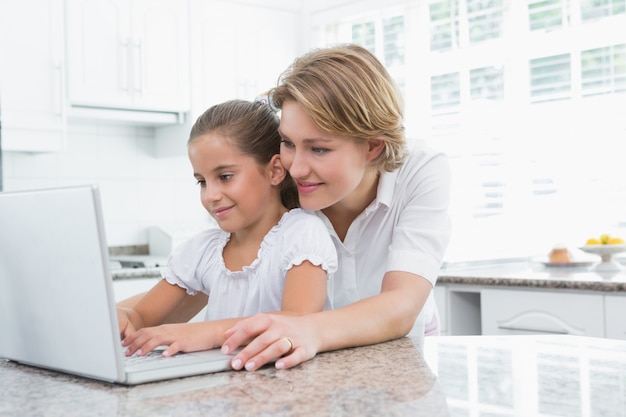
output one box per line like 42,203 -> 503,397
271,44 -> 407,172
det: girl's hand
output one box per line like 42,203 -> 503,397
221,313 -> 320,371
121,322 -> 216,357
117,307 -> 137,340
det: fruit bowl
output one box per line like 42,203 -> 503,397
579,244 -> 626,272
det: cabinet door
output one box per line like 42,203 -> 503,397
66,0 -> 132,108
481,289 -> 604,337
605,295 -> 626,340
130,0 -> 190,112
65,0 -> 190,113
0,0 -> 66,152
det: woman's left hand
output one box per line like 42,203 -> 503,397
221,313 -> 320,371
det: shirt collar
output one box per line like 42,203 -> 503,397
364,169 -> 398,216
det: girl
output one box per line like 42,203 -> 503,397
221,44 -> 451,371
118,99 -> 337,358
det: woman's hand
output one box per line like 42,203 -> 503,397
221,313 -> 321,371
121,322 -> 218,358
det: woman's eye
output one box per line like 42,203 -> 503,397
312,147 -> 329,154
280,139 -> 294,149
195,179 -> 206,187
219,174 -> 233,181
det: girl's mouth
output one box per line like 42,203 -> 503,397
213,206 -> 234,217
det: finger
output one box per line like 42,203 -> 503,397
119,320 -> 134,341
125,330 -> 160,356
228,329 -> 282,370
242,336 -> 296,372
162,343 -> 182,357
222,314 -> 272,354
274,347 -> 306,370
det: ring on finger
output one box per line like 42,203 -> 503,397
281,336 -> 294,355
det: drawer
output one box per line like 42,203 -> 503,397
481,289 -> 604,337
605,295 -> 626,340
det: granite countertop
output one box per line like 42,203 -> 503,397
3,334 -> 625,416
111,258 -> 626,292
439,258 -> 626,292
112,266 -> 163,280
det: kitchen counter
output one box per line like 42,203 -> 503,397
111,258 -> 626,292
2,334 -> 625,416
439,259 -> 626,292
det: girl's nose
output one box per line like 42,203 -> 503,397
202,184 -> 221,204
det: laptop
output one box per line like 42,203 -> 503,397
0,185 -> 234,385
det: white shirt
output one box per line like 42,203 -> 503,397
314,141 -> 451,336
161,209 -> 338,321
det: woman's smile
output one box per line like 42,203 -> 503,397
296,180 -> 323,194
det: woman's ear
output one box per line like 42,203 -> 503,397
268,154 -> 287,185
366,138 -> 385,162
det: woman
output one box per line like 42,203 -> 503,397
220,44 -> 451,371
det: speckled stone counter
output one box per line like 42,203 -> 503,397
3,334 -> 625,416
112,267 -> 162,280
439,259 -> 626,292
1,337 -> 445,417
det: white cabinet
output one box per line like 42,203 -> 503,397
605,295 -> 626,340
65,0 -> 190,118
481,288 -> 605,337
0,0 -> 66,152
433,286 -> 448,335
112,277 -> 206,323
154,0 -> 299,156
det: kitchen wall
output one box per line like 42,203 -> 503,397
0,0 -> 302,250
1,121 -> 210,247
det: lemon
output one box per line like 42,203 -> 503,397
607,236 -> 625,245
600,234 -> 611,244
586,237 -> 601,245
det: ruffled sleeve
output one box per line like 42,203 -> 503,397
160,228 -> 227,296
278,209 -> 338,279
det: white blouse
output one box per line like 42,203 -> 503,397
161,209 -> 338,321
315,142 -> 452,337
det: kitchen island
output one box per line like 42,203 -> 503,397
2,334 -> 625,416
436,259 -> 626,338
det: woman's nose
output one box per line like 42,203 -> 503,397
286,150 -> 309,179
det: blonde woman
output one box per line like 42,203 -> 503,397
222,44 -> 451,371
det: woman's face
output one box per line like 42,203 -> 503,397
278,100 -> 374,211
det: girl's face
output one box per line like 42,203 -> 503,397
188,134 -> 282,234
278,100 -> 378,212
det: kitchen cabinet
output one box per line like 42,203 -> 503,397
65,0 -> 190,121
605,295 -> 626,340
155,0 -> 299,156
0,0 -> 66,152
112,277 -> 206,322
481,288 -> 605,337
433,285 -> 448,335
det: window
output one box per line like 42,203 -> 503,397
312,0 -> 626,261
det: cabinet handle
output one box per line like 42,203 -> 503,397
133,40 -> 142,94
52,61 -> 66,119
497,325 -> 569,334
120,39 -> 130,91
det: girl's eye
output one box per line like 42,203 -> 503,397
195,179 -> 206,187
219,174 -> 233,181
